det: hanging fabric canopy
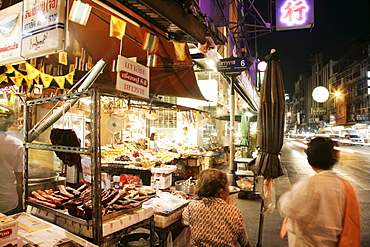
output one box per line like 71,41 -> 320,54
67,0 -> 206,100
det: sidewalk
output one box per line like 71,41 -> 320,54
214,161 -> 291,247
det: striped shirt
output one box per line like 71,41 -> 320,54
182,197 -> 249,247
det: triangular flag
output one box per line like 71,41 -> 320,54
9,71 -> 24,86
26,62 -> 40,80
87,56 -> 93,70
30,58 -> 37,67
65,71 -> 74,85
110,15 -> 127,40
69,0 -> 92,26
46,64 -> 53,75
142,32 -> 158,52
72,39 -> 82,57
54,76 -> 66,89
18,62 -> 27,71
69,64 -> 75,73
34,75 -> 40,84
0,73 -> 8,83
40,73 -> 53,88
58,51 -> 68,65
24,76 -> 34,89
5,65 -> 15,74
173,42 -> 186,61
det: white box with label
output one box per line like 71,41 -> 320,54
151,173 -> 172,189
0,213 -> 17,247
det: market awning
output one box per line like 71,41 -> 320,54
112,0 -> 227,45
67,1 -> 207,101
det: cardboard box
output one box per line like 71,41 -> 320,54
0,213 -> 17,247
151,173 -> 172,189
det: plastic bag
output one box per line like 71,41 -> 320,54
261,178 -> 275,216
142,190 -> 188,213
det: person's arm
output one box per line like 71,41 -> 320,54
15,172 -> 23,211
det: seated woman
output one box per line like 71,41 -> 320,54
182,169 -> 251,247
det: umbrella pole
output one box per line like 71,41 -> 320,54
256,199 -> 264,247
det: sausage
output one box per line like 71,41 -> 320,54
102,189 -> 118,205
28,197 -> 57,208
106,190 -> 127,205
76,183 -> 89,192
57,185 -> 75,199
66,186 -> 81,196
31,191 -> 54,203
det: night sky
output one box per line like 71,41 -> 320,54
257,0 -> 370,94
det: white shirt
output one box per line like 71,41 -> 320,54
0,132 -> 23,213
278,170 -> 345,247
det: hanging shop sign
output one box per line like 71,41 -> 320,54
217,57 -> 251,72
276,0 -> 314,31
116,55 -> 150,99
21,0 -> 67,59
0,3 -> 23,66
311,107 -> 327,115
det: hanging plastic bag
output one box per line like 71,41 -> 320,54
261,178 -> 275,216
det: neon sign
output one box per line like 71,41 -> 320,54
276,0 -> 314,31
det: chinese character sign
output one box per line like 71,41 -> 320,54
276,0 -> 314,31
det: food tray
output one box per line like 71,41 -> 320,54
27,201 -> 154,238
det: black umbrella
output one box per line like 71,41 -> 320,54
254,49 -> 285,246
255,50 -> 285,178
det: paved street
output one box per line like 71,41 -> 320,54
229,139 -> 370,247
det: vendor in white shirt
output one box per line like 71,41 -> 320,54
0,105 -> 23,215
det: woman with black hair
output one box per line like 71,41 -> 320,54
278,137 -> 361,246
182,169 -> 250,247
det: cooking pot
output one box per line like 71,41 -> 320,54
175,180 -> 198,194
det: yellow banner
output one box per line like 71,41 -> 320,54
40,73 -> 53,88
54,76 -> 65,89
110,15 -> 127,40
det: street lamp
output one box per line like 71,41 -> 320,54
312,86 -> 329,103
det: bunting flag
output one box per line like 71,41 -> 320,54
26,63 -> 40,80
58,51 -> 68,65
34,75 -> 40,84
110,15 -> 127,40
40,73 -> 53,88
46,64 -> 53,75
142,32 -> 158,52
18,62 -> 27,72
65,71 -> 74,85
5,65 -> 14,74
72,39 -> 82,57
30,58 -> 37,67
0,73 -> 8,83
69,0 -> 92,26
173,42 -> 186,61
54,76 -> 66,89
69,64 -> 75,73
24,76 -> 33,89
9,70 -> 24,86
147,54 -> 157,67
87,56 -> 93,70
111,59 -> 117,72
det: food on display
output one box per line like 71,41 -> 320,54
27,183 -> 156,220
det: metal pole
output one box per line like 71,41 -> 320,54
229,77 -> 235,174
256,199 -> 265,247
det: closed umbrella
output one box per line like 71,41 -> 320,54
254,49 -> 285,246
255,49 -> 285,178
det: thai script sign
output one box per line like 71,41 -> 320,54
116,55 -> 150,98
311,107 -> 327,115
21,0 -> 67,58
0,3 -> 23,66
276,0 -> 314,31
217,57 -> 252,72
